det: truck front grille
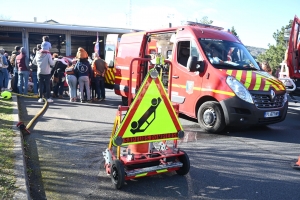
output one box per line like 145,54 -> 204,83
251,94 -> 285,108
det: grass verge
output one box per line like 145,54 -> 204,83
0,98 -> 16,199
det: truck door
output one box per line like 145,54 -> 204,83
172,39 -> 203,117
287,15 -> 300,78
114,32 -> 148,101
105,34 -> 119,89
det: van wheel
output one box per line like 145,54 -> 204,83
122,96 -> 128,106
197,101 -> 225,133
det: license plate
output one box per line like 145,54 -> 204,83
264,111 -> 280,118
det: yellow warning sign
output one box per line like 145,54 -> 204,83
113,69 -> 183,146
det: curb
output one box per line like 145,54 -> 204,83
12,94 -> 30,200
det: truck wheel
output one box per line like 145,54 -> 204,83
197,101 -> 225,133
122,96 -> 128,106
176,150 -> 190,175
110,160 -> 125,189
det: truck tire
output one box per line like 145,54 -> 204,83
122,96 -> 128,106
197,101 -> 225,133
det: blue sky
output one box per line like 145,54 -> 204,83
0,0 -> 298,48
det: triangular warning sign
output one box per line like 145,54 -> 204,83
113,69 -> 183,146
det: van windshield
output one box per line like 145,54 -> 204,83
199,38 -> 260,70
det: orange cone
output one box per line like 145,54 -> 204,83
292,155 -> 300,170
296,156 -> 300,166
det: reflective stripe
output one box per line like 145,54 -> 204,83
226,70 -> 233,75
172,84 -> 186,89
253,74 -> 262,90
244,71 -> 252,89
263,82 -> 270,91
201,88 -> 235,96
156,169 -> 168,173
135,173 -> 148,177
171,84 -> 235,97
105,68 -> 115,84
235,70 -> 243,81
265,80 -> 280,91
115,76 -> 136,81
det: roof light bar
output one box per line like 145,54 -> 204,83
184,21 -> 224,30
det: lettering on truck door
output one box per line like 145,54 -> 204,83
172,39 -> 203,117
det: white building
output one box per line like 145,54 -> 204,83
0,19 -> 139,58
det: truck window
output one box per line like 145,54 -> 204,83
177,41 -> 190,67
177,40 -> 201,68
191,40 -> 200,58
199,38 -> 260,70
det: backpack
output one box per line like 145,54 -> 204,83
10,54 -> 17,67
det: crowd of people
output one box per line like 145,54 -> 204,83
0,36 -> 108,103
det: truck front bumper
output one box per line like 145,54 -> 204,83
220,95 -> 288,126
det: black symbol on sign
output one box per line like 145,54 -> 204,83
130,97 -> 162,134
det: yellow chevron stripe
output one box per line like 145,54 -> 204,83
263,82 -> 271,91
244,71 -> 252,89
156,169 -> 168,173
115,76 -> 136,81
106,71 -> 113,81
135,173 -> 148,177
253,74 -> 262,90
270,79 -> 285,90
269,81 -> 280,91
235,70 -> 242,81
226,70 -> 233,76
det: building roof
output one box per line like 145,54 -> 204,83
44,19 -> 59,24
0,19 -> 141,34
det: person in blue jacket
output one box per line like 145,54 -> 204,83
74,47 -> 92,103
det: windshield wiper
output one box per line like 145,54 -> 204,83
242,66 -> 258,70
213,64 -> 241,70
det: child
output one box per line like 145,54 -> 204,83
41,36 -> 52,53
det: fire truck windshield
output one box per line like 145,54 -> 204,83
199,38 -> 260,70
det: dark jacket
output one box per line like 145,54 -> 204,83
30,53 -> 38,72
74,59 -> 92,78
52,59 -> 68,78
6,56 -> 13,74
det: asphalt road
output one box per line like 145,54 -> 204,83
19,90 -> 300,200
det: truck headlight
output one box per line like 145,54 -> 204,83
226,76 -> 253,104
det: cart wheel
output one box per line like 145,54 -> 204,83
110,160 -> 125,189
176,150 -> 190,175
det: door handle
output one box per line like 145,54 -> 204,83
172,75 -> 179,79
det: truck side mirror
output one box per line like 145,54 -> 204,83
187,56 -> 205,73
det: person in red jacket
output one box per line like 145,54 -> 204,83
15,47 -> 30,95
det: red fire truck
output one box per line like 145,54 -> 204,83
105,22 -> 288,133
284,15 -> 300,100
